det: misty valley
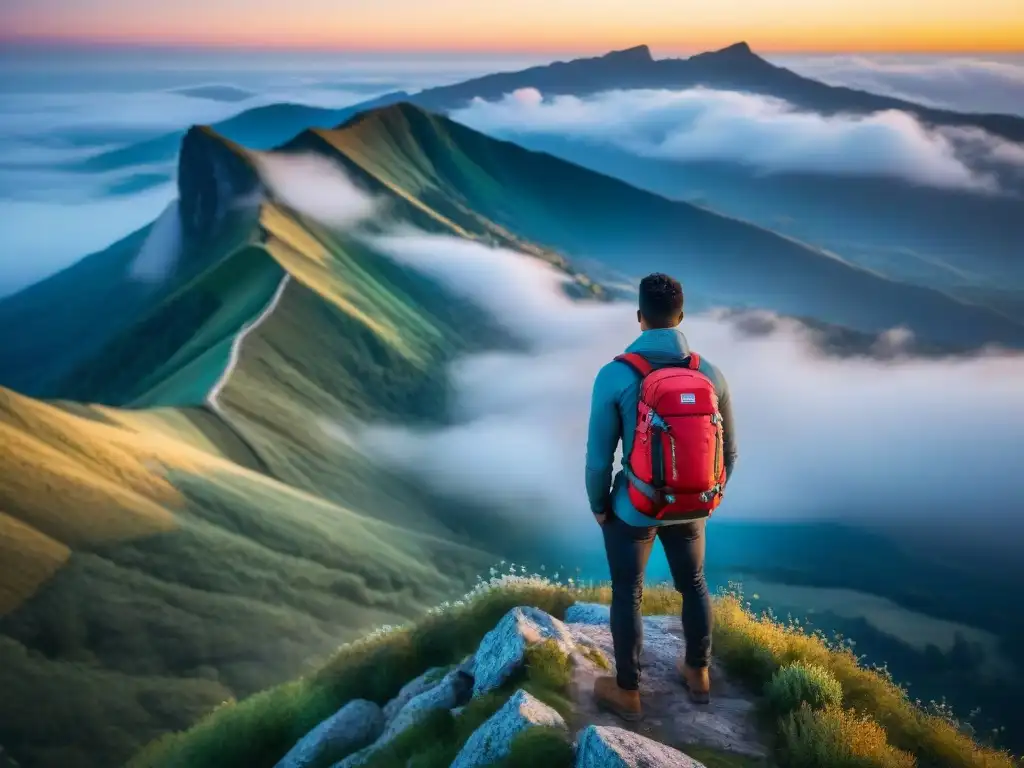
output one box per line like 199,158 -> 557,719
0,39 -> 1022,768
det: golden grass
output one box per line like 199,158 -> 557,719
88,405 -> 266,472
261,207 -> 419,356
710,591 -> 1018,768
311,125 -> 572,271
260,203 -> 459,372
0,510 -> 70,614
779,704 -> 918,768
0,388 -> 179,552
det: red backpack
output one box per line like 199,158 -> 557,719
615,352 -> 725,520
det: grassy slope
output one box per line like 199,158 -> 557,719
312,103 -> 1024,349
0,381 -> 499,768
508,135 -> 1024,302
131,578 -> 1018,768
0,202 -> 262,401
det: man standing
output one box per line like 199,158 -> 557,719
585,273 -> 737,721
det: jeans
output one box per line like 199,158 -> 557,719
601,513 -> 712,690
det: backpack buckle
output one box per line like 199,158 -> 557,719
699,485 -> 722,503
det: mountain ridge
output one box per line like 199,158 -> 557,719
399,41 -> 1024,137
315,101 -> 1024,347
67,41 -> 1024,183
6,98 -> 1024,410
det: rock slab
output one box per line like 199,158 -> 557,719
575,725 -> 706,768
473,606 -> 576,695
565,602 -> 612,625
273,698 -> 383,768
383,668 -> 472,740
451,689 -> 567,768
382,666 -> 447,722
332,668 -> 474,767
567,610 -> 766,758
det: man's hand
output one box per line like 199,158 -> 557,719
593,511 -> 608,526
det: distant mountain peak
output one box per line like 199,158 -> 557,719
708,41 -> 757,58
721,41 -> 752,53
600,44 -> 654,63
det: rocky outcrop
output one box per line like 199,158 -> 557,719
177,126 -> 262,245
450,689 -> 567,768
381,666 -> 447,722
472,606 -> 575,695
383,668 -> 473,740
575,725 -> 706,768
273,699 -> 383,768
332,666 -> 474,767
310,602 -> 765,768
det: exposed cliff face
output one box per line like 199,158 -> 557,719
177,126 -> 263,245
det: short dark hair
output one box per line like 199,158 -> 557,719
638,273 -> 684,328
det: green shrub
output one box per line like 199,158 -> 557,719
765,662 -> 844,717
711,586 -> 1018,768
778,704 -> 917,768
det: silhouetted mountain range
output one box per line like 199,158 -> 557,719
72,41 -> 1024,179
410,42 -> 1024,140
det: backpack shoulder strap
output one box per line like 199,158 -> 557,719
615,352 -> 654,377
686,352 -> 701,370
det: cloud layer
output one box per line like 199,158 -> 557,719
345,232 -> 1024,551
773,54 -> 1024,117
0,55 -> 442,294
0,182 -> 176,297
128,200 -> 183,284
451,87 -> 1024,192
254,151 -> 380,228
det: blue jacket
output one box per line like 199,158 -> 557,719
585,327 -> 738,527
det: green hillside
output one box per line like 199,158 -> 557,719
308,104 -> 1024,349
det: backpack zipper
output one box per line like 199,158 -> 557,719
712,414 -> 722,480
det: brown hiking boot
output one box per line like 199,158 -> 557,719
593,676 -> 642,722
677,659 -> 711,704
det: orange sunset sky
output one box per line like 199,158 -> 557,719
2,0 -> 1022,53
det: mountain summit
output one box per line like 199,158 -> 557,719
599,44 -> 654,63
715,41 -> 754,56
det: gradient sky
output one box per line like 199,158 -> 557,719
4,0 -> 1023,53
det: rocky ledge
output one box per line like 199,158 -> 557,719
273,603 -> 766,768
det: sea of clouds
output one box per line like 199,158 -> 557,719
0,51 -> 538,296
4,50 -> 1023,297
360,231 -> 1024,544
451,86 -> 1024,194
774,54 -> 1024,117
248,151 -> 1024,550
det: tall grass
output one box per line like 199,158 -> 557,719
707,582 -> 1018,768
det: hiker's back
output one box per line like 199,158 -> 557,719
586,327 -> 736,527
